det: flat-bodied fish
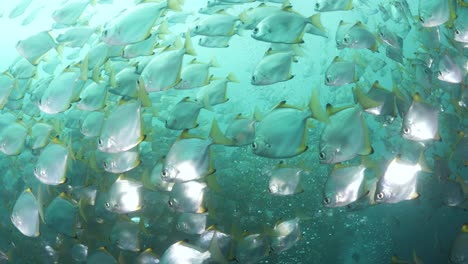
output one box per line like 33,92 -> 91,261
30,122 -> 53,149
45,193 -> 78,237
16,31 -> 58,65
401,94 -> 440,142
196,73 -> 238,106
324,56 -> 363,86
450,224 -> 468,263
268,162 -> 305,196
235,233 -> 270,264
375,155 -> 423,204
314,0 -> 353,12
176,213 -> 207,235
353,81 -> 397,117
418,0 -> 454,27
192,13 -> 239,36
252,10 -> 323,44
110,220 -> 141,252
105,175 -> 143,214
52,0 -> 95,26
81,111 -> 105,138
165,97 -> 204,130
159,241 -> 211,264
175,58 -> 218,90
98,100 -> 144,153
34,142 -> 69,185
11,188 -> 40,237
323,164 -> 367,207
337,21 -> 378,52
437,52 -> 463,84
76,81 -> 107,111
98,146 -> 141,174
38,71 -> 82,114
8,0 -> 32,19
225,114 -> 256,147
252,101 -> 311,159
0,121 -> 28,156
270,218 -> 301,253
319,105 -> 373,164
251,52 -> 295,86
168,181 -> 207,213
162,119 -> 231,182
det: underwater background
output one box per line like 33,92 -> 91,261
0,0 -> 467,263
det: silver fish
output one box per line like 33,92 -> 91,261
323,164 -> 367,207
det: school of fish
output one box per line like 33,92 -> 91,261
0,0 -> 467,263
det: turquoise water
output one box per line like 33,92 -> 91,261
0,0 -> 467,263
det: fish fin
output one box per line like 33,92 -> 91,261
201,93 -> 214,111
208,230 -> 229,264
310,88 -> 329,123
254,106 -> 264,121
227,72 -> 239,83
137,79 -> 152,108
409,192 -> 420,200
353,84 -> 381,109
209,57 -> 220,68
417,151 -> 432,173
273,100 -> 302,111
205,173 -> 222,193
167,0 -> 183,11
210,118 -> 233,146
309,13 -> 325,33
157,21 -> 169,35
80,54 -> 89,80
109,66 -> 116,88
184,31 -> 197,56
413,92 -> 423,102
358,114 -> 373,156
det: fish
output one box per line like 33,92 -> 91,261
76,81 -> 107,111
34,141 -> 70,185
401,94 -> 441,142
162,119 -> 232,182
437,52 -> 463,84
21,5 -> 44,26
168,181 -> 207,213
0,121 -> 28,156
165,97 -> 204,130
30,122 -> 54,149
323,163 -> 367,207
376,24 -> 403,50
418,0 -> 454,27
198,35 -> 232,48
238,3 -> 285,30
0,72 -> 16,109
71,244 -> 88,262
319,105 -> 373,164
109,66 -> 139,98
122,33 -> 159,59
51,0 -> 95,26
337,21 -> 378,52
44,192 -> 79,237
87,247 -> 118,264
195,226 -> 233,259
268,161 -> 305,196
38,70 -> 82,114
81,111 -> 105,138
441,179 -> 465,207
196,73 -> 238,106
374,155 -> 425,204
251,51 -> 295,85
252,10 -> 323,44
110,220 -> 141,251
11,188 -> 40,237
98,100 -> 144,153
314,0 -> 353,12
353,81 -> 397,117
224,114 -> 256,146
324,56 -> 363,86
9,57 -> 37,79
453,7 -> 468,43
56,26 -> 98,48
191,12 -> 240,36
159,241 -> 211,264
253,100 -> 316,159
235,233 -> 270,264
15,31 -> 59,65
8,0 -> 33,19
105,175 -> 143,214
270,218 -> 302,252
136,249 -> 160,264
96,146 -> 141,174
175,58 -> 219,90
450,224 -> 468,264
139,34 -> 196,92
101,1 -> 179,45
176,212 -> 208,235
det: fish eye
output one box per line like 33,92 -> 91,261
168,199 -> 174,207
34,167 -> 38,174
251,142 -> 257,149
195,25 -> 199,30
376,192 -> 384,200
269,185 -> 278,193
103,161 -> 108,169
325,76 -> 331,83
315,3 -> 320,9
105,202 -> 110,208
419,17 -> 424,23
251,75 -> 256,82
98,138 -> 103,146
437,71 -> 443,76
323,197 -> 331,204
379,31 -> 385,37
455,29 -> 461,35
103,30 -> 108,36
403,127 -> 410,134
343,37 -> 349,43
253,27 -> 259,34
319,152 -> 326,160
161,169 -> 169,179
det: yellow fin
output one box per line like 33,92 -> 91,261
184,31 -> 196,56
210,118 -> 233,146
309,88 -> 329,123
